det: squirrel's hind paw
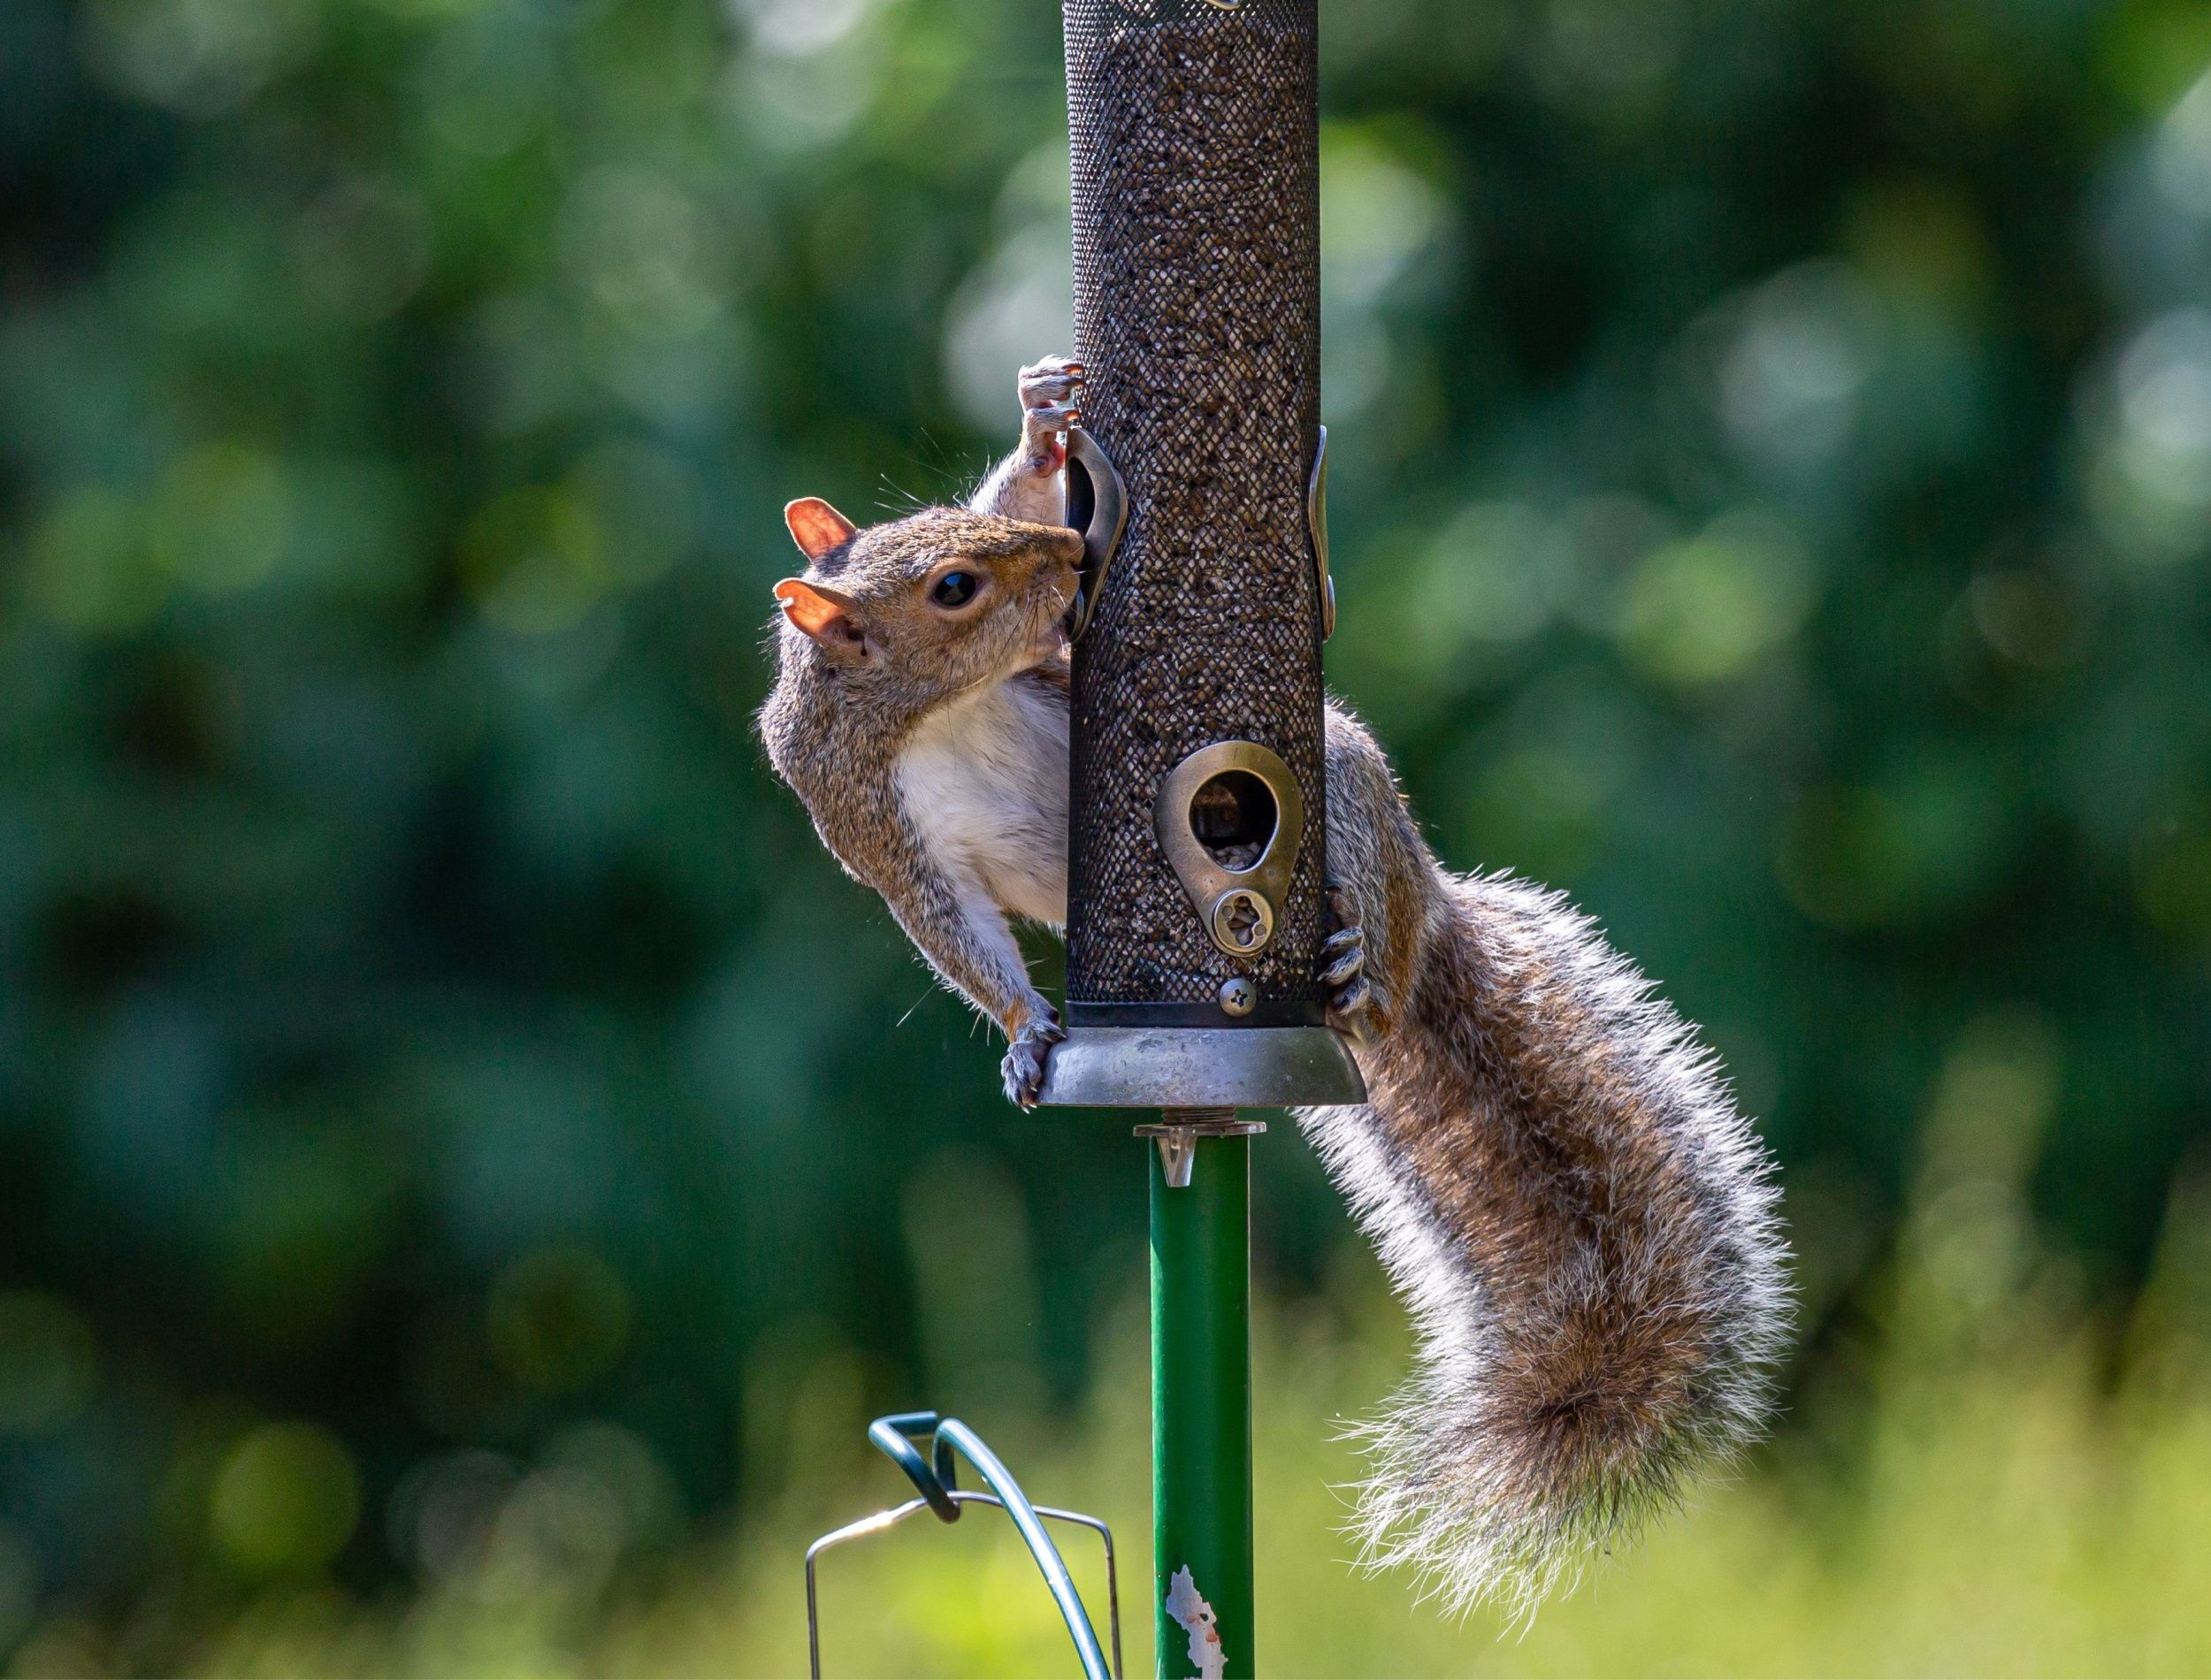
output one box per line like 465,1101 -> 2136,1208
1000,1015 -> 1067,1109
1320,921 -> 1375,1039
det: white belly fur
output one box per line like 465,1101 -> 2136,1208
893,674 -> 1070,927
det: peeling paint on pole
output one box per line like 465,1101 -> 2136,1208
1164,1567 -> 1227,1680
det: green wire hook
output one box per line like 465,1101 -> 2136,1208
806,1411 -> 1121,1680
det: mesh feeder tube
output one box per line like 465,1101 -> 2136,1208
1040,3 -> 1362,1674
1040,0 -> 1358,1097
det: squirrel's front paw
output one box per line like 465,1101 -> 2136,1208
1321,889 -> 1375,1041
1000,1014 -> 1067,1109
1017,355 -> 1083,477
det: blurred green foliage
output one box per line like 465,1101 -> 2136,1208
77,1165 -> 2211,1676
3,0 -> 2210,1670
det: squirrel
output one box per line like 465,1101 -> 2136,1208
758,355 -> 1791,1615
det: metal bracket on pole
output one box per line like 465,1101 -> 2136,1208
1136,1110 -> 1266,1189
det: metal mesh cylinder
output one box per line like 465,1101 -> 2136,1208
1061,0 -> 1326,1027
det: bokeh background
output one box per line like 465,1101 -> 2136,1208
4,0 -> 2211,1673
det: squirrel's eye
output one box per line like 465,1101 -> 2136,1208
930,570 -> 979,607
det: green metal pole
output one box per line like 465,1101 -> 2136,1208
1149,1119 -> 1254,1679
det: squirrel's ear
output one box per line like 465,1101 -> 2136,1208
773,577 -> 870,660
784,498 -> 857,561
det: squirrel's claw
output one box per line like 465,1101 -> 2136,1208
1330,975 -> 1374,1035
1018,356 -> 1085,409
1320,915 -> 1374,1040
1000,1015 -> 1067,1109
1320,923 -> 1366,989
1018,358 -> 1086,477
1021,392 -> 1082,477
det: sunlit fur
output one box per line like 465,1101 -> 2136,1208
761,368 -> 1792,1613
758,506 -> 1081,1058
1304,705 -> 1791,1618
894,672 -> 1070,928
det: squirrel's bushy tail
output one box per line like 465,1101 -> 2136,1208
1297,871 -> 1790,1620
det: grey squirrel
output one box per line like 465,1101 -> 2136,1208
759,356 -> 1790,1614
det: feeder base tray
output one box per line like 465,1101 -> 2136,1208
1037,1026 -> 1366,1110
